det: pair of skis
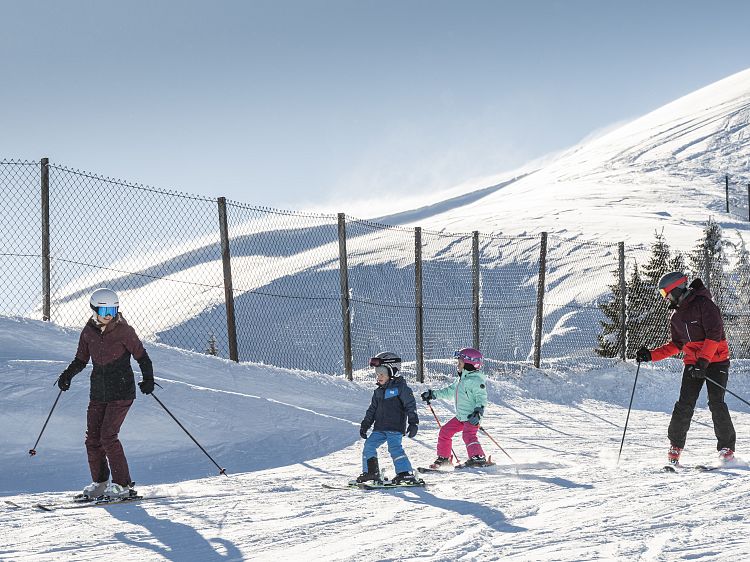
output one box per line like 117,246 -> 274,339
663,463 -> 723,473
4,494 -> 154,512
322,480 -> 426,491
418,455 -> 496,474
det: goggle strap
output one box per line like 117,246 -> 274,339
660,276 -> 687,298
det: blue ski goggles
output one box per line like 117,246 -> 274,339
94,306 -> 118,317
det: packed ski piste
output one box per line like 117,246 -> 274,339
2,279 -> 750,561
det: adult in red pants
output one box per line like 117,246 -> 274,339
637,272 -> 736,467
57,288 -> 155,499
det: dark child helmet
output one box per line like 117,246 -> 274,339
369,351 -> 401,377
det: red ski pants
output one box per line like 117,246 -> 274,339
85,399 -> 133,486
437,416 -> 485,458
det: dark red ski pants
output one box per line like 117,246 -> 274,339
85,399 -> 133,486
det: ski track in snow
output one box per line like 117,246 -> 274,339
3,395 -> 750,560
3,322 -> 750,561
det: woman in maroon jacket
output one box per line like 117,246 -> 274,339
57,288 -> 155,500
636,272 -> 736,467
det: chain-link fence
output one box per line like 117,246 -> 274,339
724,174 -> 750,222
2,159 -> 750,383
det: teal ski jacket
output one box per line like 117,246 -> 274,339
433,369 -> 488,421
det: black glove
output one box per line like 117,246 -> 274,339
467,406 -> 483,426
407,423 -> 418,438
636,347 -> 652,363
359,424 -> 369,439
689,358 -> 709,379
57,372 -> 73,391
139,378 -> 155,395
420,390 -> 435,402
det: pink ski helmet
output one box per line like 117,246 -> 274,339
454,347 -> 483,369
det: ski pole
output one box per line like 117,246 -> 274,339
478,425 -> 519,474
426,401 -> 460,463
705,375 -> 750,409
29,389 -> 63,456
617,361 -> 641,466
150,393 -> 228,477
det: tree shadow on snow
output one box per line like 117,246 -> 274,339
108,503 -> 243,561
396,488 -> 527,533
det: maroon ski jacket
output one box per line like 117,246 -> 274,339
62,314 -> 153,401
650,279 -> 730,365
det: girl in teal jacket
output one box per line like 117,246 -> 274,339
420,348 -> 488,468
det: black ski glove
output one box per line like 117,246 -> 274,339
407,423 -> 418,438
467,406 -> 484,426
359,423 -> 369,439
636,347 -> 651,363
420,390 -> 435,402
689,358 -> 709,379
57,371 -> 73,391
139,378 -> 155,395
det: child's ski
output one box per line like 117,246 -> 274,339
663,464 -> 721,473
416,466 -> 454,474
455,456 -> 495,470
322,481 -> 425,491
358,480 -> 425,490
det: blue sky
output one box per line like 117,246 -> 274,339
2,1 -> 750,212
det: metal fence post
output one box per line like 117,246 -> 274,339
40,158 -> 51,321
618,242 -> 626,361
217,197 -> 239,362
472,231 -> 480,351
338,213 -> 353,380
533,232 -> 548,368
747,182 -> 749,222
415,227 -> 424,383
725,175 -> 729,214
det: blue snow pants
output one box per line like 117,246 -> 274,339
362,430 -> 413,474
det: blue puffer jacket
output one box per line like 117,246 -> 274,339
362,376 -> 418,434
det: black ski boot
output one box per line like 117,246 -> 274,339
356,457 -> 382,483
391,471 -> 422,486
428,456 -> 451,469
463,455 -> 488,467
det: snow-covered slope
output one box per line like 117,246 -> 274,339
36,69 -> 750,364
2,316 -> 750,561
391,68 -> 750,247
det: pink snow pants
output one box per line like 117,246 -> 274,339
437,416 -> 485,458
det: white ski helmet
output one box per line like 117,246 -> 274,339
89,287 -> 119,317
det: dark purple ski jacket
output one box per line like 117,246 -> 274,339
61,314 -> 153,401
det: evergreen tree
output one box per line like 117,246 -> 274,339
206,332 -> 218,356
596,264 -> 625,358
668,250 -> 686,276
727,233 -> 750,358
625,261 -> 651,359
639,231 -> 672,349
688,218 -> 732,314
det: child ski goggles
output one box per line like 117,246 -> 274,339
453,350 -> 476,362
94,306 -> 118,317
369,356 -> 402,367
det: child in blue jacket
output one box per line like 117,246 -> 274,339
357,351 -> 421,485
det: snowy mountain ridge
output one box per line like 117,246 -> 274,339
389,68 -> 750,248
